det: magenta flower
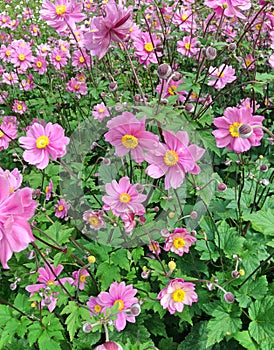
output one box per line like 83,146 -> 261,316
72,269 -> 89,290
84,1 -> 132,59
212,106 -> 264,153
33,55 -> 48,75
97,281 -> 138,331
177,36 -> 199,57
0,116 -> 18,151
95,342 -> 123,350
158,278 -> 198,314
164,228 -> 197,256
102,176 -> 147,217
10,42 -> 33,71
19,122 -> 70,169
87,296 -> 104,316
66,77 -> 88,95
145,130 -> 205,190
83,210 -> 106,230
0,175 -> 38,269
204,0 -> 251,19
55,198 -> 70,219
208,64 -> 236,89
45,179 -> 53,200
172,8 -> 197,32
0,168 -> 22,193
269,53 -> 274,69
156,78 -> 187,102
104,112 -> 159,164
134,32 -> 162,66
92,103 -> 110,122
50,48 -> 68,69
12,100 -> 28,115
40,0 -> 86,32
242,54 -> 255,70
26,263 -> 73,312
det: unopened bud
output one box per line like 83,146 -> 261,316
44,297 -> 52,305
168,261 -> 176,271
27,250 -> 36,260
224,292 -> 235,303
206,282 -> 215,291
141,270 -> 149,279
103,158 -> 111,166
82,322 -> 92,333
88,255 -> 96,264
205,46 -> 217,60
130,303 -> 141,316
172,72 -> 181,81
10,283 -> 17,291
260,179 -> 269,186
109,81 -> 118,91
228,43 -> 237,51
238,124 -> 253,138
135,184 -> 144,193
157,63 -> 172,80
134,94 -> 141,102
217,183 -> 227,192
260,164 -> 268,172
185,103 -> 194,113
190,211 -> 198,219
231,270 -> 240,278
161,229 -> 170,238
94,341 -> 123,350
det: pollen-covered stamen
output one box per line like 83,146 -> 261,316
93,304 -> 102,313
173,237 -> 185,248
36,135 -> 49,149
172,289 -> 186,302
144,42 -> 154,52
122,134 -> 138,149
56,5 -> 67,15
120,193 -> 131,203
114,299 -> 125,311
79,275 -> 86,283
164,150 -> 179,166
229,122 -> 242,137
18,54 -> 25,61
238,124 -> 253,138
88,216 -> 100,227
47,280 -> 55,286
0,131 -> 4,138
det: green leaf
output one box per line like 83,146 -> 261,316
248,296 -> 274,346
215,220 -> 245,256
236,276 -> 268,308
179,321 -> 213,350
243,209 -> 274,236
96,262 -> 121,290
0,305 -> 12,326
28,322 -> 43,347
111,249 -> 130,271
233,331 -> 257,350
38,332 -> 62,350
131,246 -> 144,264
60,301 -> 82,341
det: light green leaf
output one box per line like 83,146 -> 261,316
233,331 -> 257,350
244,209 -> 274,236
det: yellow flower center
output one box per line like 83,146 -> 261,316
18,54 -> 25,61
98,108 -> 105,113
9,186 -> 14,193
36,135 -> 49,149
172,289 -> 186,302
88,216 -> 100,227
55,55 -> 61,62
33,27 -> 37,32
222,3 -> 228,9
94,304 -> 102,313
245,59 -> 252,67
74,84 -> 80,90
79,56 -> 85,63
79,275 -> 86,283
47,280 -> 55,286
8,75 -> 12,81
120,193 -> 131,203
149,242 -> 159,252
217,71 -> 224,78
229,122 -> 242,138
184,42 -> 191,50
256,23 -> 261,30
58,205 -> 64,211
56,5 -> 67,15
114,299 -> 125,311
173,237 -> 185,248
17,104 -> 23,110
191,92 -> 197,99
36,61 -> 42,68
6,50 -> 10,56
182,14 -> 187,21
121,134 -> 138,149
164,150 -> 179,166
168,85 -> 177,95
144,43 -> 154,52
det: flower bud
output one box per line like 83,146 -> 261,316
260,164 -> 268,172
260,179 -> 269,186
44,297 -> 52,305
217,183 -> 227,192
157,63 -> 172,80
231,270 -> 240,278
10,283 -> 17,291
185,103 -> 194,113
103,158 -> 111,166
82,322 -> 92,333
88,255 -> 96,263
109,81 -> 118,92
228,43 -> 236,51
206,282 -> 215,291
168,261 -> 176,271
135,184 -> 144,193
205,46 -> 217,60
130,303 -> 141,316
238,124 -> 253,138
161,229 -> 170,238
141,270 -> 149,279
94,341 -> 123,350
224,292 -> 235,303
190,211 -> 198,219
27,250 -> 36,260
134,94 -> 141,102
172,72 -> 181,81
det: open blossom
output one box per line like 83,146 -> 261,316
71,49 -> 90,68
19,122 -> 70,169
50,48 -> 68,69
84,1 -> 132,59
97,281 -> 138,331
134,32 -> 162,66
212,106 -> 264,153
172,8 -> 197,32
156,78 -> 187,102
164,228 -> 197,256
158,278 -> 198,314
83,210 -> 106,230
242,54 -> 255,70
0,175 -> 38,269
87,295 -> 104,316
26,263 -> 73,312
40,0 -> 86,32
145,130 -> 205,190
33,55 -> 48,74
12,100 -> 28,115
208,64 -> 236,89
95,342 -> 123,350
104,112 -> 159,164
0,116 -> 18,151
10,42 -> 33,71
0,168 -> 22,193
45,179 -> 53,200
72,269 -> 89,290
92,103 -> 110,122
102,176 -> 147,217
177,36 -> 199,57
204,0 -> 251,19
66,77 -> 88,95
55,198 -> 70,219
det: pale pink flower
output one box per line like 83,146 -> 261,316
26,263 -> 73,312
92,103 -> 110,122
72,269 -> 89,290
145,130 -> 205,190
238,98 -> 259,111
164,228 -> 196,256
0,14 -> 11,29
83,210 -> 106,230
20,74 -> 35,91
0,44 -> 13,63
95,342 -> 123,350
97,281 -> 138,331
177,36 -> 199,57
66,77 -> 88,95
33,55 -> 48,74
40,0 -> 86,32
71,49 -> 90,68
30,24 -> 41,36
0,116 -> 18,151
87,296 -> 104,316
204,0 -> 251,19
148,240 -> 161,255
104,112 -> 159,164
2,72 -> 19,85
242,54 -> 255,70
156,79 -> 187,102
0,175 -> 38,269
213,106 -> 264,153
134,32 -> 162,66
54,198 -> 70,219
45,180 -> 53,200
172,8 -> 197,32
84,1 -> 132,59
10,43 -> 33,71
0,168 -> 22,193
102,176 -> 147,217
19,122 -> 70,169
158,278 -> 198,314
121,212 -> 136,234
50,48 -> 68,69
12,100 -> 28,115
208,64 -> 236,89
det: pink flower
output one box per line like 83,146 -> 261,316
84,1 -> 132,59
40,0 -> 86,32
172,8 -> 197,32
33,55 -> 48,74
148,240 -> 161,255
10,42 -> 33,71
0,175 -> 38,269
50,48 -> 68,69
72,269 -> 89,290
177,36 -> 199,57
26,263 -> 73,312
204,0 -> 251,19
269,53 -> 274,69
102,176 -> 147,217
145,130 -> 205,190
92,103 -> 110,122
134,32 -> 162,66
55,198 -> 70,219
66,77 -> 88,95
19,122 -> 70,169
71,50 -> 90,68
12,100 -> 28,115
0,168 -> 22,193
0,116 -> 18,151
242,54 -> 255,70
121,212 -> 136,234
87,296 -> 104,316
158,278 -> 198,314
156,78 -> 187,102
164,228 -> 196,256
45,180 -> 53,200
2,72 -> 19,85
95,342 -> 123,350
97,281 -> 138,331
104,112 -> 159,164
208,64 -> 236,89
30,24 -> 41,36
83,210 -> 106,230
212,106 -> 264,153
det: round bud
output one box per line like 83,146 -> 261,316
185,103 -> 194,113
27,250 -> 36,260
141,270 -> 149,279
217,183 -> 227,192
238,124 -> 253,138
130,303 -> 141,316
233,254 -> 238,259
44,297 -> 52,306
260,179 -> 269,186
157,63 -> 172,80
190,211 -> 198,219
134,94 -> 141,102
82,322 -> 92,333
94,341 -> 123,350
109,81 -> 118,92
206,282 -> 215,291
228,43 -> 237,51
135,184 -> 144,193
168,261 -> 176,271
161,229 -> 170,238
260,164 -> 268,172
205,46 -> 217,60
10,283 -> 17,291
172,72 -> 181,81
224,292 -> 235,303
88,255 -> 96,263
168,212 -> 175,218
191,230 -> 197,236
231,270 -> 240,278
